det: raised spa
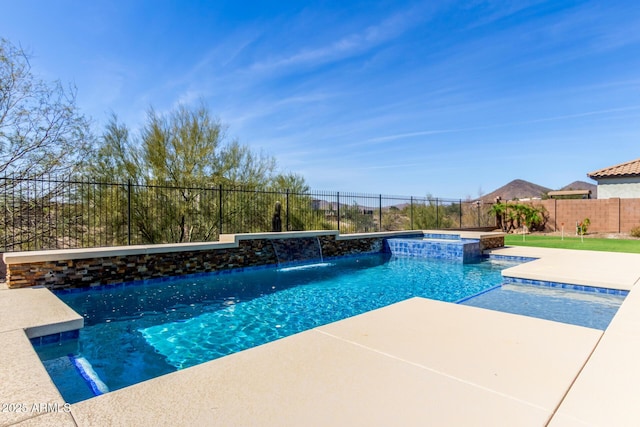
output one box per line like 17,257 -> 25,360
386,233 -> 481,263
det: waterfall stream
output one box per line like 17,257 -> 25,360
270,237 -> 327,269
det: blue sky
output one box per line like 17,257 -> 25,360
2,0 -> 639,198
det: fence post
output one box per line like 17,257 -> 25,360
337,192 -> 340,232
459,199 -> 462,228
379,194 -> 382,232
2,174 -> 5,252
218,184 -> 223,235
436,198 -> 439,229
20,178 -> 30,251
618,197 -> 621,233
11,174 -> 15,251
286,189 -> 290,231
410,196 -> 414,230
127,179 -> 132,245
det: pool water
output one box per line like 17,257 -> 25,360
460,283 -> 625,330
37,254 -> 511,402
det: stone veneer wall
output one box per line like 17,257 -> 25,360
6,235 -> 391,290
479,235 -> 504,251
5,231 -> 503,290
7,239 -> 278,290
271,237 -> 323,263
319,234 -> 394,258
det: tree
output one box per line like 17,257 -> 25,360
405,196 -> 455,230
0,38 -> 91,177
342,202 -> 376,233
86,103 -> 291,243
381,205 -> 407,231
87,104 -> 279,186
489,202 -> 507,231
0,38 -> 93,251
271,172 -> 309,194
492,202 -> 548,232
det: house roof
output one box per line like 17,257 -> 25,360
587,158 -> 640,179
547,190 -> 591,198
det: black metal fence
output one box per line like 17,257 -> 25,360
0,175 -> 496,252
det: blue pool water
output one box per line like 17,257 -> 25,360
34,253 -> 624,404
37,254 -> 506,402
460,283 -> 625,330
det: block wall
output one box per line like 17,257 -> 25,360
523,198 -> 640,233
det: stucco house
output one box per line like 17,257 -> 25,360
587,158 -> 640,199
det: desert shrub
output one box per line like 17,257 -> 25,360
491,202 -> 548,232
631,226 -> 640,238
577,218 -> 591,235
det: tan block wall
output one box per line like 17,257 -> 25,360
525,198 -> 640,233
621,199 -> 640,233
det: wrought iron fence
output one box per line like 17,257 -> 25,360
0,175 -> 496,252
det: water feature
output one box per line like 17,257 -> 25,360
270,237 -> 324,267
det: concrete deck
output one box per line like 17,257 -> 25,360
490,246 -> 640,291
2,246 -> 640,426
0,288 -> 82,426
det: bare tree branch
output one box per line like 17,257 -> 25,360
0,38 -> 93,178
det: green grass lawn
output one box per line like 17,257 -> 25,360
504,234 -> 640,253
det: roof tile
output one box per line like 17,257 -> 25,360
587,158 -> 640,179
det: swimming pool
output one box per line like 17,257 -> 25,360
35,254 -> 508,402
34,253 -> 624,404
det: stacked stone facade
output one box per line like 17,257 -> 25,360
478,235 -> 504,251
7,239 -> 278,290
319,235 -> 390,258
5,232 -> 503,290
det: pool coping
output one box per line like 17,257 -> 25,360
1,230 -> 417,264
2,230 -> 503,265
2,245 -> 640,425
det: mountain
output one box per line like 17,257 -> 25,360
479,179 -> 552,202
560,181 -> 597,198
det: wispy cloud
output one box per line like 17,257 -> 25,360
355,105 -> 640,148
249,7 -> 428,73
518,106 -> 640,125
158,31 -> 263,111
347,162 -> 430,171
500,2 -> 640,70
366,129 -> 459,144
461,0 -> 549,29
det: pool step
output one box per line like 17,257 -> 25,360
40,354 -> 105,403
70,355 -> 110,396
